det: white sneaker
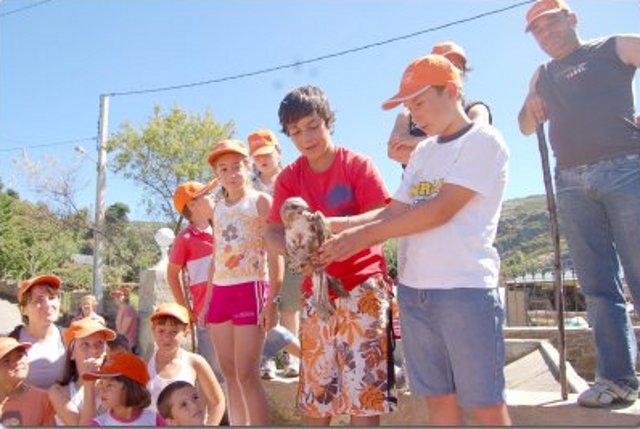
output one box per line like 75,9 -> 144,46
282,354 -> 300,378
260,357 -> 277,380
578,379 -> 639,408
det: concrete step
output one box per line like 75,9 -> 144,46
265,379 -> 640,426
507,390 -> 640,426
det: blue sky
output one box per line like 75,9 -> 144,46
1,0 -> 638,221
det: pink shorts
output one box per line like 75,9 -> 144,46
205,281 -> 269,326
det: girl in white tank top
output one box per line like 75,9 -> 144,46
147,303 -> 225,425
201,140 -> 283,425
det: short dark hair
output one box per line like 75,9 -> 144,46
118,375 -> 151,409
157,380 -> 195,419
278,85 -> 336,136
107,333 -> 131,353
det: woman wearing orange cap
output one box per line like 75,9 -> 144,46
48,318 -> 116,425
7,274 -> 66,389
387,41 -> 492,166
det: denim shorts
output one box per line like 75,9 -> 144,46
397,285 -> 506,409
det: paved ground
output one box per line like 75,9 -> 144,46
0,297 -> 22,334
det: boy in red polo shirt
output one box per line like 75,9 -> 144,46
167,180 -> 222,380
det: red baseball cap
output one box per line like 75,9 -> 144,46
83,352 -> 150,386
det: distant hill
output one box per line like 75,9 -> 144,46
496,194 -> 573,281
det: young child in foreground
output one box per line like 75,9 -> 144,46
157,380 -> 207,426
0,337 -> 54,426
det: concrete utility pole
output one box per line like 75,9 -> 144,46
94,94 -> 109,312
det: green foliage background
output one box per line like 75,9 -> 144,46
0,180 -> 159,290
0,105 -> 569,292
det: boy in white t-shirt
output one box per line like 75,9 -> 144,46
318,54 -> 511,426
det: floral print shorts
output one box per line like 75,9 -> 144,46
297,274 -> 397,418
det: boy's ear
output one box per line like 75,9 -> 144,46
445,82 -> 461,99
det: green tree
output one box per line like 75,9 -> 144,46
103,203 -> 160,284
0,195 -> 79,280
107,105 -> 234,228
105,202 -> 130,225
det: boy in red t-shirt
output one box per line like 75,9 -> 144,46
264,85 -> 397,426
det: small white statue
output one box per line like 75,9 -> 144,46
153,227 -> 175,269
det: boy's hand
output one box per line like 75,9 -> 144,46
388,139 -> 414,164
300,261 -> 316,277
317,227 -> 369,266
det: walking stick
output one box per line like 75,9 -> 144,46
180,269 -> 197,353
536,124 -> 568,400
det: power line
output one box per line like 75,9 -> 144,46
0,0 -> 55,17
108,0 -> 535,97
0,137 -> 96,152
5,0 -> 535,152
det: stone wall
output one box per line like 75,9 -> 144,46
505,326 -> 640,381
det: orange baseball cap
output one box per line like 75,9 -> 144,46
83,352 -> 150,386
17,274 -> 62,303
63,318 -> 116,348
248,129 -> 279,156
109,285 -> 130,298
431,41 -> 467,71
525,0 -> 571,32
207,139 -> 249,167
382,54 -> 462,110
150,302 -> 190,324
0,337 -> 31,360
173,179 -> 218,214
